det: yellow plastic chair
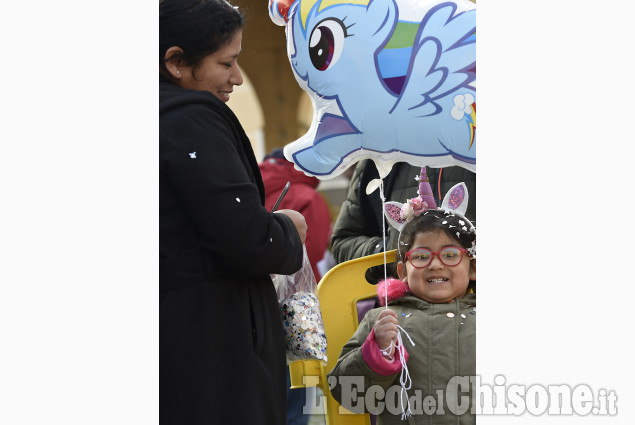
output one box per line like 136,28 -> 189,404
289,250 -> 398,425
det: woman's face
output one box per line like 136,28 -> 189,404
179,30 -> 244,102
397,229 -> 475,303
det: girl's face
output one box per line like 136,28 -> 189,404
178,30 -> 244,102
397,229 -> 475,303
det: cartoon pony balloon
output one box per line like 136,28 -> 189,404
269,0 -> 476,179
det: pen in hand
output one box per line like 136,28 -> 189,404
271,181 -> 290,212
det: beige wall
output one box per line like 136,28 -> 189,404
226,67 -> 266,161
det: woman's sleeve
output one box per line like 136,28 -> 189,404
161,105 -> 302,276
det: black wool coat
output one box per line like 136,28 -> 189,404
160,79 -> 303,425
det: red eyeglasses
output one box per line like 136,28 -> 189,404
404,246 -> 468,268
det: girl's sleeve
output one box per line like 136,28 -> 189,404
161,104 -> 302,277
361,328 -> 408,375
327,312 -> 401,414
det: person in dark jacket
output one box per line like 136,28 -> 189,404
331,159 -> 475,283
160,1 -> 307,424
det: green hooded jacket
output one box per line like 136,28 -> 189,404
328,293 -> 476,425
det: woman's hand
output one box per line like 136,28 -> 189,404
374,309 -> 399,359
276,209 -> 307,244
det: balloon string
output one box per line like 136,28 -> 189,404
437,167 -> 444,201
397,328 -> 413,420
378,326 -> 416,419
378,176 -> 415,419
379,178 -> 388,310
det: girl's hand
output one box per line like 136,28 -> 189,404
373,309 -> 399,358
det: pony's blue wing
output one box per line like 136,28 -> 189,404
391,3 -> 475,117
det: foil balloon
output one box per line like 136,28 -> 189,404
269,0 -> 476,179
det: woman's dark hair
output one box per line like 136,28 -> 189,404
397,210 -> 476,289
159,0 -> 245,75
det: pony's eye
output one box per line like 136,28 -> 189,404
309,18 -> 346,71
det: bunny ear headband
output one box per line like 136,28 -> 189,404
384,167 -> 476,257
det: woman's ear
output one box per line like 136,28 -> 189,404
397,261 -> 408,281
164,46 -> 185,79
469,259 -> 476,281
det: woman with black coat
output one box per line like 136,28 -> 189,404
159,1 -> 307,423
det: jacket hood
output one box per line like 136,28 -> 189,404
258,156 -> 320,193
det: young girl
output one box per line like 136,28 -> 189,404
328,175 -> 476,425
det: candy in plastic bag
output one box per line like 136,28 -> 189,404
280,291 -> 327,363
272,245 -> 327,364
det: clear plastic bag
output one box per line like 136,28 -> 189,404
271,245 -> 328,364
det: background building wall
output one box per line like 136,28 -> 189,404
235,0 -> 308,156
